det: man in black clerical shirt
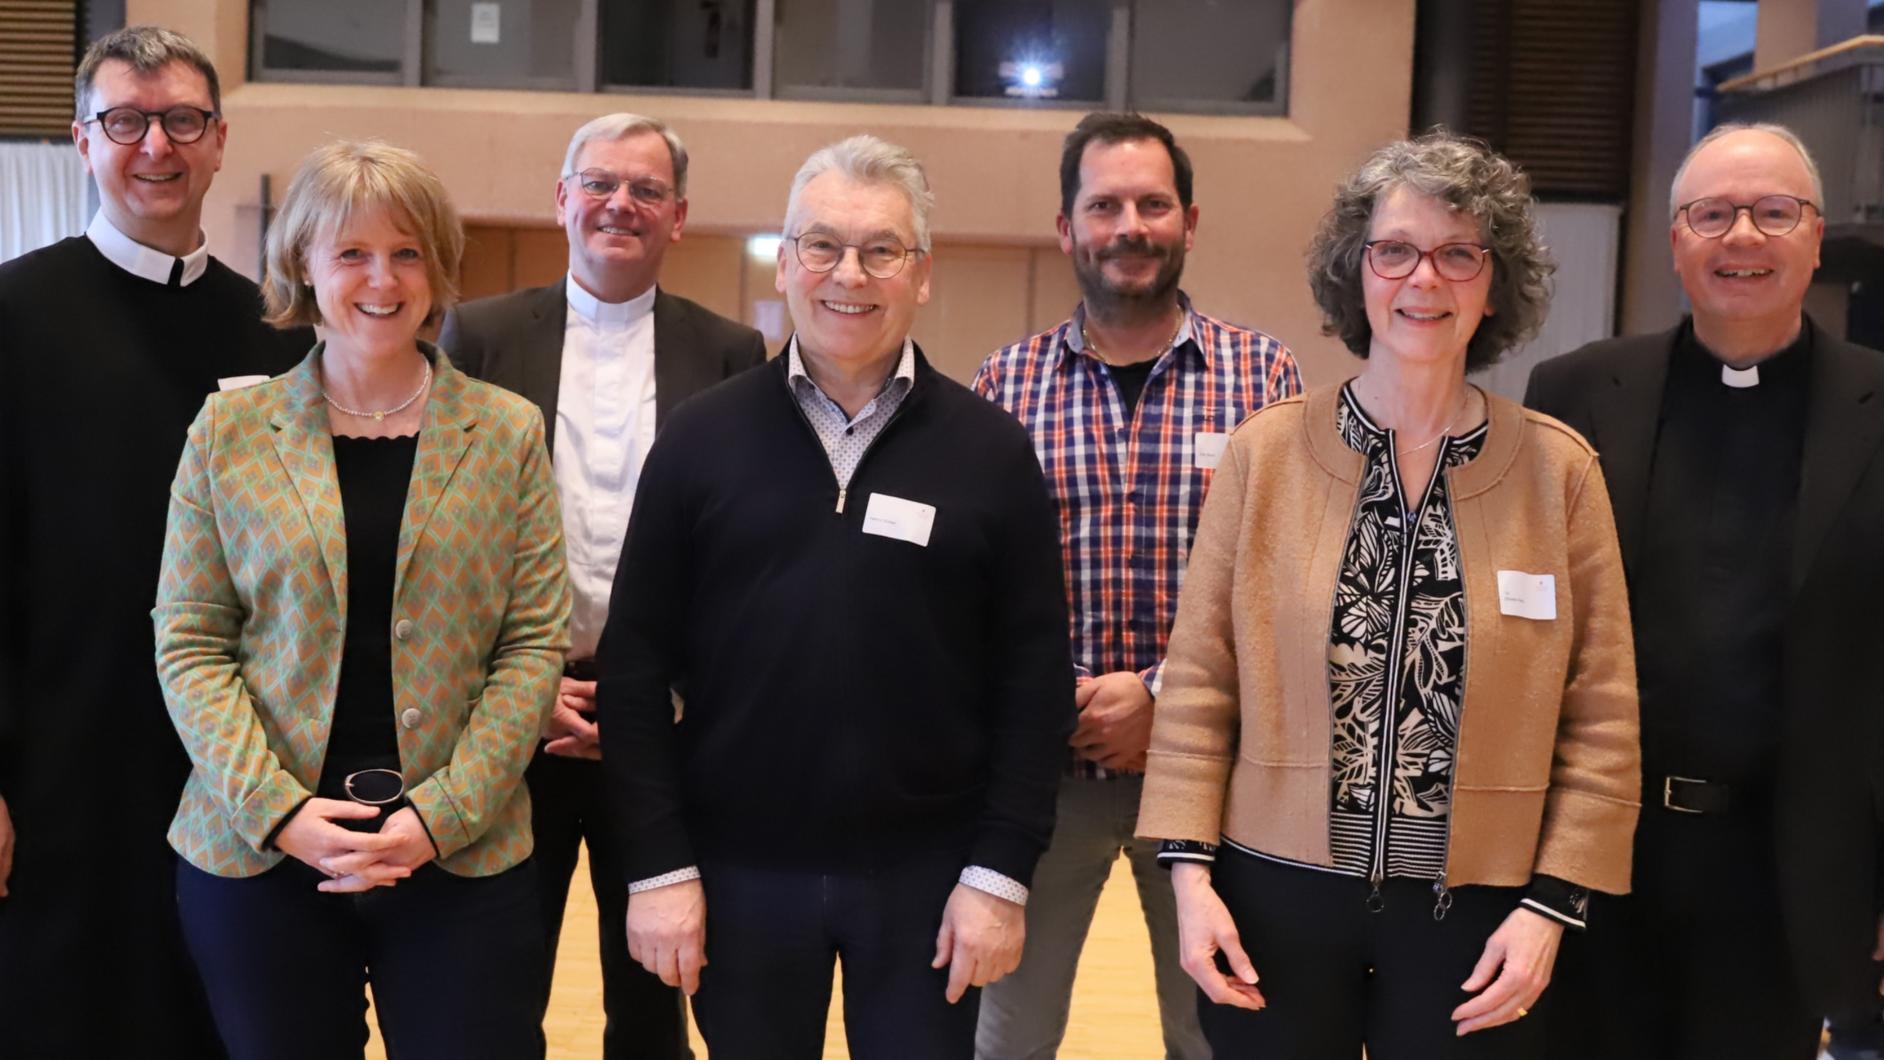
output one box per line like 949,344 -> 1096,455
1527,123 -> 1884,1060
0,26 -> 309,1058
441,112 -> 766,1060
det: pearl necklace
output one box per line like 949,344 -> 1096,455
324,360 -> 432,422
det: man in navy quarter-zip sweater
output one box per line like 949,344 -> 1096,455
595,135 -> 1074,1060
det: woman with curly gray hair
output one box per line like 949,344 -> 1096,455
1136,131 -> 1641,1058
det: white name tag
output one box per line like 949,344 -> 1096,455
862,493 -> 936,548
216,375 -> 270,391
1496,570 -> 1557,621
1193,432 -> 1230,470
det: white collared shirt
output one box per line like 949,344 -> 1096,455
86,211 -> 209,286
556,276 -> 660,660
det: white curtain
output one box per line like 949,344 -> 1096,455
1472,202 -> 1624,402
0,141 -> 90,265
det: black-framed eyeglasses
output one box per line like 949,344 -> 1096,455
1678,195 -> 1818,239
1363,240 -> 1492,282
788,233 -> 923,280
565,168 -> 675,207
82,106 -> 218,146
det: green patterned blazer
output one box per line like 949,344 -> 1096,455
153,343 -> 571,878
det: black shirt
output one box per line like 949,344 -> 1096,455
1632,323 -> 1812,786
1108,357 -> 1158,414
318,434 -> 418,794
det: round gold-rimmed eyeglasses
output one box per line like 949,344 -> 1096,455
788,233 -> 924,280
1677,195 -> 1818,239
1363,240 -> 1492,282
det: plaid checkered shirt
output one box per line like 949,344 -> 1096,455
971,295 -> 1301,779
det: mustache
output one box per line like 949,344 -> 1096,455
1097,238 -> 1168,261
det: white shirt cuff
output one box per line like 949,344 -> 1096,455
959,865 -> 1029,905
628,865 -> 702,894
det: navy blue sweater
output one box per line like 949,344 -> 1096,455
597,347 -> 1074,885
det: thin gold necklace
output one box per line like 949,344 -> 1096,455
1082,308 -> 1186,365
1394,389 -> 1471,455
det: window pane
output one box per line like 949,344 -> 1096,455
953,0 -> 1108,103
775,0 -> 930,96
255,0 -> 403,75
602,0 -> 755,90
1129,0 -> 1290,109
426,0 -> 582,88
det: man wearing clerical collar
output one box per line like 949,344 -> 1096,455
1527,123 -> 1884,1060
0,25 -> 309,1059
441,112 -> 765,1060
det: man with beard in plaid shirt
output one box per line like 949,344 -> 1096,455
970,112 -> 1300,1060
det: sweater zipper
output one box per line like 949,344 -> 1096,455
785,380 -> 914,514
1368,434 -> 1449,913
1431,458 -> 1464,923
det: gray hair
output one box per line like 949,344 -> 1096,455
783,135 -> 934,251
562,113 -> 691,198
1669,121 -> 1825,218
76,25 -> 220,119
1306,130 -> 1554,372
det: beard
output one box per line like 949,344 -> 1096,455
1074,234 -> 1187,321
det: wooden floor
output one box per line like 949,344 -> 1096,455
366,853 -> 1164,1058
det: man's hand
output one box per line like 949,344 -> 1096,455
931,883 -> 1025,1004
1070,671 -> 1154,771
627,879 -> 707,995
275,798 -> 410,893
1452,907 -> 1564,1034
0,793 -> 13,898
1172,862 -> 1264,1010
544,677 -> 602,760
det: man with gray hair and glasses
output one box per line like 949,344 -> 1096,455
594,134 -> 1074,1058
1528,122 -> 1884,1060
0,24 -> 310,1057
442,111 -> 765,1059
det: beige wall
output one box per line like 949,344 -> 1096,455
135,0 -> 1415,385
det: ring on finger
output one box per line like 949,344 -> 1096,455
1516,1006 -> 1530,1019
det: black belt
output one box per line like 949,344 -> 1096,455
1660,774 -> 1736,815
565,658 -> 598,681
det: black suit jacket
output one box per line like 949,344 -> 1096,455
438,280 -> 768,456
1526,316 -> 1884,1010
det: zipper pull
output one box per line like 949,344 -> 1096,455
836,487 -> 847,514
1366,872 -> 1385,914
1431,874 -> 1453,922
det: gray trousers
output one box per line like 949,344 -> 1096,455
974,773 -> 1210,1060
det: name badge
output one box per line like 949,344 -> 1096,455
1194,432 -> 1230,470
217,375 -> 270,391
862,493 -> 936,548
1496,570 -> 1557,621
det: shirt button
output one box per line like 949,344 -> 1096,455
394,619 -> 414,641
399,708 -> 423,729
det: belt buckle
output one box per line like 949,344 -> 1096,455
1663,774 -> 1705,814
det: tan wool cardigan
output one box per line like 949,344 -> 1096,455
1137,383 -> 1641,895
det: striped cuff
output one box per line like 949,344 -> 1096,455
1521,875 -> 1590,930
959,865 -> 1029,905
1156,839 -> 1219,867
629,865 -> 702,894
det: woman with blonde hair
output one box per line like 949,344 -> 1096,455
1137,131 -> 1641,1058
153,140 -> 569,1059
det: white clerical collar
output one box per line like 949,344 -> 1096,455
1721,362 -> 1760,388
86,211 -> 209,287
566,274 -> 657,327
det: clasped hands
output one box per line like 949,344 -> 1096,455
625,879 -> 1025,1003
1072,670 -> 1155,772
275,799 -> 436,893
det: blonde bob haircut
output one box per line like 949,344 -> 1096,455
262,140 -> 464,329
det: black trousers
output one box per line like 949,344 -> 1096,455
0,838 -> 221,1059
176,857 -> 544,1060
689,850 -> 980,1060
528,748 -> 692,1059
1200,849 -> 1549,1059
1546,806 -> 1823,1060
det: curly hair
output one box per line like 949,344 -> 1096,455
1306,131 -> 1553,371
